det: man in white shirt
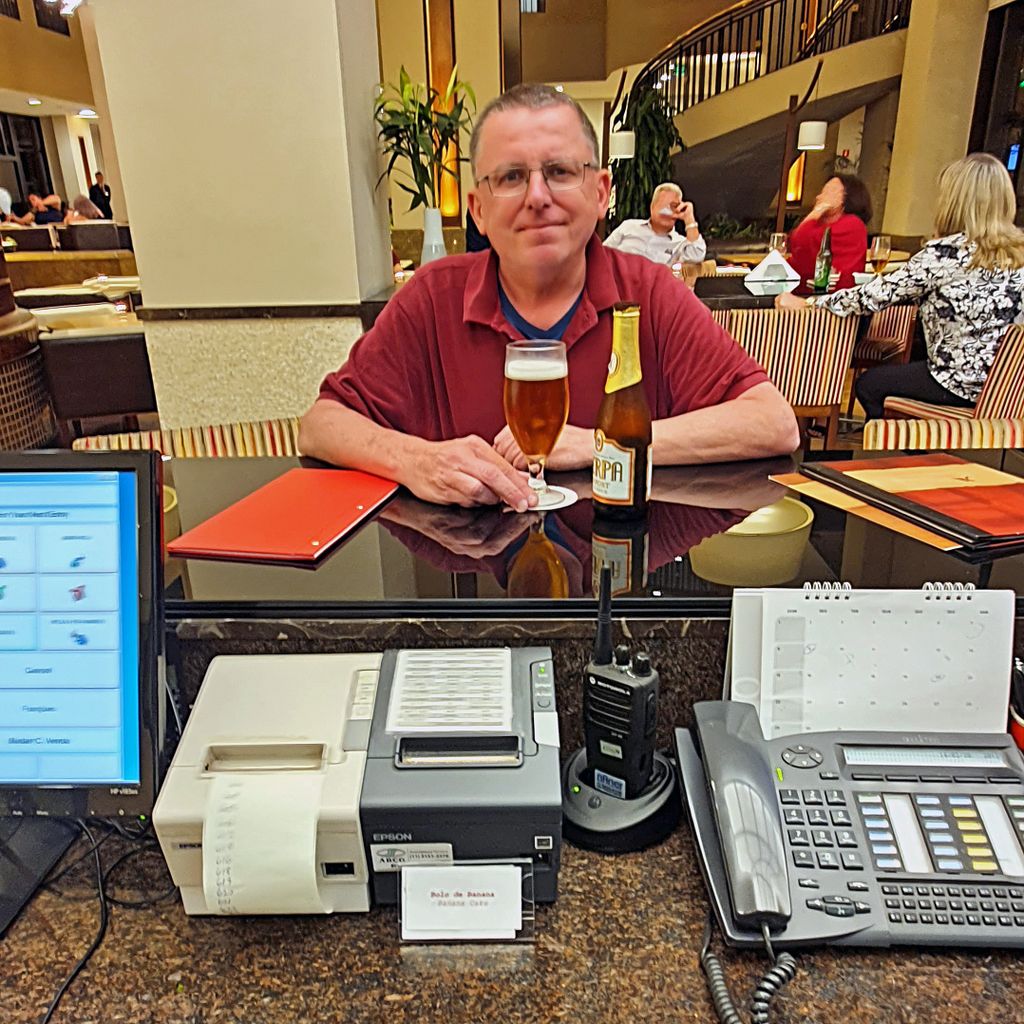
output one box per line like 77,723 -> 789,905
603,182 -> 706,266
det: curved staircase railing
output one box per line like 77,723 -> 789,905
628,0 -> 910,120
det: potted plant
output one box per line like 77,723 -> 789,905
373,65 -> 475,265
608,86 -> 684,230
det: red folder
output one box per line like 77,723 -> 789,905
167,468 -> 398,565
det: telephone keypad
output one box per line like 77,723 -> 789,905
783,808 -> 805,825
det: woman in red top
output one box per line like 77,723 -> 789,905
787,174 -> 871,290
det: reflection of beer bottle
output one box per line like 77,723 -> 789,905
593,303 -> 652,520
591,513 -> 649,597
813,227 -> 833,293
507,516 -> 569,599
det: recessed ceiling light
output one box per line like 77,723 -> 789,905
78,108 -> 98,118
554,85 -> 564,92
27,98 -> 42,106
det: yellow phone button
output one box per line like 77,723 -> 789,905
957,821 -> 983,831
952,809 -> 978,819
962,834 -> 989,844
970,860 -> 998,872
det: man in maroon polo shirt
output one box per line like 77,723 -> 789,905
299,85 -> 799,509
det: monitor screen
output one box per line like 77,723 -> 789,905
0,451 -> 161,817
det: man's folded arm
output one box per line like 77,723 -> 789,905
298,399 -> 536,511
652,381 -> 800,465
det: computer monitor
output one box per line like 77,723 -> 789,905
0,450 -> 163,931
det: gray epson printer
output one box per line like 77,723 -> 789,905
361,646 -> 562,904
154,647 -> 562,914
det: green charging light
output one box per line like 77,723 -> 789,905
775,767 -> 784,782
571,785 -> 581,794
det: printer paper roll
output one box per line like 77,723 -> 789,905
202,772 -> 326,914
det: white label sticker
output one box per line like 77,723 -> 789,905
593,432 -> 634,502
401,864 -> 522,941
370,842 -> 454,872
599,739 -> 623,759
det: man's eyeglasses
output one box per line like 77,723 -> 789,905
478,159 -> 591,198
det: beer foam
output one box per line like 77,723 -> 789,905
505,358 -> 566,381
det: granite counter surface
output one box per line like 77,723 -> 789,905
3,826 -> 1019,1024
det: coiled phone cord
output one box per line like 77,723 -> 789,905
700,913 -> 798,1024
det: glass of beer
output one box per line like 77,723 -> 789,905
503,340 -> 569,510
769,232 -> 788,256
868,235 -> 891,276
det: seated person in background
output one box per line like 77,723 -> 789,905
787,173 -> 871,290
300,84 -> 798,510
0,186 -> 11,224
603,182 -> 706,266
64,194 -> 105,223
13,193 -> 64,226
777,153 -> 1024,420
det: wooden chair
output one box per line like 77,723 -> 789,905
863,324 -> 1024,450
725,307 -> 859,448
71,416 -> 301,457
845,304 -> 918,417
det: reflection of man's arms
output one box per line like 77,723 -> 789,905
299,400 -> 535,511
378,496 -> 534,565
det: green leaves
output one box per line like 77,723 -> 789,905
609,87 -> 684,229
373,65 -> 476,213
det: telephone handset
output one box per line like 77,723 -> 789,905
690,701 -> 791,930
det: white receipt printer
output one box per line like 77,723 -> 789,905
154,653 -> 380,915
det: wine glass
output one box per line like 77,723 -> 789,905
769,232 -> 788,257
503,340 -> 570,510
868,235 -> 891,276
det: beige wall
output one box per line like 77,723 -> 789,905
88,0 -> 390,306
521,0 -> 606,84
882,0 -> 989,241
50,115 -> 100,202
0,0 -> 93,105
605,0 -> 731,77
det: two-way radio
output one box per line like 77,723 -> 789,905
583,567 -> 659,799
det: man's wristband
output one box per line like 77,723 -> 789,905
684,222 -> 698,231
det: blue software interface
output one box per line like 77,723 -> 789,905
0,471 -> 140,785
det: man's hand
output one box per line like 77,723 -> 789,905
676,200 -> 696,225
380,498 -> 535,559
775,291 -> 808,311
404,435 -> 537,510
493,424 -> 594,472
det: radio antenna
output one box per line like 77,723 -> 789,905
594,566 -> 613,664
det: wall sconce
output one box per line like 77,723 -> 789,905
608,130 -> 636,160
797,121 -> 828,151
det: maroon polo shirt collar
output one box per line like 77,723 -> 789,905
462,233 -> 621,348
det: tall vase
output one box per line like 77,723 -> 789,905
420,207 -> 447,266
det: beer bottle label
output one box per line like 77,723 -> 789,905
593,430 -> 634,503
592,535 -> 631,597
604,327 -> 642,393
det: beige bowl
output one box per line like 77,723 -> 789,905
689,497 -> 814,587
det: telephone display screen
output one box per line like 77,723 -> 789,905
843,747 -> 1005,769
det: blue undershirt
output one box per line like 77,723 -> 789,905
498,282 -> 583,341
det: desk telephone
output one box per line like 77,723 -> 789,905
676,701 -> 1024,950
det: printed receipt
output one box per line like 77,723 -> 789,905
401,864 -> 522,941
202,772 -> 326,914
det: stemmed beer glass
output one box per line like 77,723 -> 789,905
503,340 -> 570,510
868,235 -> 892,276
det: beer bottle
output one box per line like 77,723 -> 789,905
812,227 -> 833,293
591,512 -> 649,597
593,303 -> 652,519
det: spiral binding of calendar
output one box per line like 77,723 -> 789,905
801,581 -> 851,591
922,581 -> 975,591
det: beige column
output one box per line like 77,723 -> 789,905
85,0 -> 391,428
76,6 -> 129,222
858,89 -> 900,234
882,0 -> 989,246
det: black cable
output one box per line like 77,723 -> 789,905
102,843 -> 177,909
699,911 -> 798,1024
39,820 -> 108,1024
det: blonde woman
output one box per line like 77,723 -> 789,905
777,152 -> 1024,419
